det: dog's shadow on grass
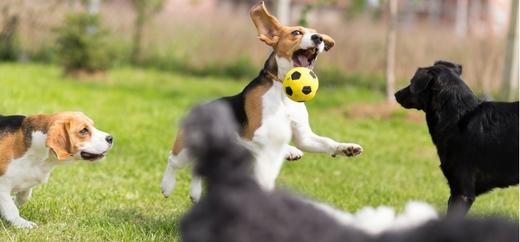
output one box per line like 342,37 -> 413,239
106,208 -> 182,239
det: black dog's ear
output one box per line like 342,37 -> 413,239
410,69 -> 434,94
454,63 -> 462,75
434,60 -> 463,76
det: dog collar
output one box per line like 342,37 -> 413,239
265,71 -> 283,82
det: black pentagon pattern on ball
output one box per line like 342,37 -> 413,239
309,70 -> 317,79
285,86 -> 293,96
291,71 -> 301,80
302,86 -> 312,95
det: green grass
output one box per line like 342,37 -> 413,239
0,63 -> 517,241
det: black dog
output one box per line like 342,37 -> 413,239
180,101 -> 518,242
395,60 -> 519,216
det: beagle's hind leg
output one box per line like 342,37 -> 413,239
161,150 -> 190,198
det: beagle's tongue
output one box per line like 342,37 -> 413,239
295,55 -> 310,67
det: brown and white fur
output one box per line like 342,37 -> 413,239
0,112 -> 113,228
160,2 -> 362,202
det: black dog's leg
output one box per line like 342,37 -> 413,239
447,194 -> 474,216
446,169 -> 476,216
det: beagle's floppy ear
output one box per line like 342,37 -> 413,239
46,120 -> 73,160
321,34 -> 335,51
410,69 -> 434,94
250,1 -> 282,46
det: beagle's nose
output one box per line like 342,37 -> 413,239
105,135 -> 113,144
311,34 -> 323,45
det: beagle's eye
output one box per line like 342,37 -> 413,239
79,128 -> 89,136
291,30 -> 303,36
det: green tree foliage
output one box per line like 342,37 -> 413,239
298,4 -> 313,27
346,0 -> 368,17
55,13 -> 112,74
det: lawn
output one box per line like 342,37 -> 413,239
0,63 -> 517,241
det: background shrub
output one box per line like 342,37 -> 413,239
55,12 -> 113,74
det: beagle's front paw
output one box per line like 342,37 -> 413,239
284,145 -> 304,161
332,143 -> 363,157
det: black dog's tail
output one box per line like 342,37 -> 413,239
182,101 -> 253,185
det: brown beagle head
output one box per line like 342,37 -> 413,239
46,112 -> 113,161
250,2 -> 335,71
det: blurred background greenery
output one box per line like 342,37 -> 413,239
0,0 -> 518,99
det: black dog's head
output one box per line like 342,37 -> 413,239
394,60 -> 466,111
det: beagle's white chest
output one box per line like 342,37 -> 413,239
253,81 -> 292,148
0,132 -> 53,193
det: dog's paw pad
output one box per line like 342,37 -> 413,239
344,146 -> 362,156
286,153 -> 303,161
336,143 -> 363,157
284,146 -> 304,161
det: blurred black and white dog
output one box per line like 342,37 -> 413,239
179,101 -> 518,242
395,60 -> 519,216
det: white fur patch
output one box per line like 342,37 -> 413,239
275,56 -> 293,80
308,200 -> 438,235
1,132 -> 54,192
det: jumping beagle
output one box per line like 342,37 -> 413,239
160,2 -> 362,202
0,112 -> 113,228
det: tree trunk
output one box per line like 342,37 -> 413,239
85,0 -> 100,35
501,0 -> 519,101
428,0 -> 441,24
276,0 -> 291,25
455,0 -> 468,37
0,13 -> 19,61
385,0 -> 398,103
87,0 -> 100,15
131,10 -> 145,64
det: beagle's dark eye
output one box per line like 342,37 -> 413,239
291,30 -> 303,36
79,128 -> 89,136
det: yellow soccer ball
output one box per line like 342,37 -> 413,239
283,67 -> 319,102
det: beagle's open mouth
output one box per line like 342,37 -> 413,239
292,47 -> 318,68
80,151 -> 106,161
